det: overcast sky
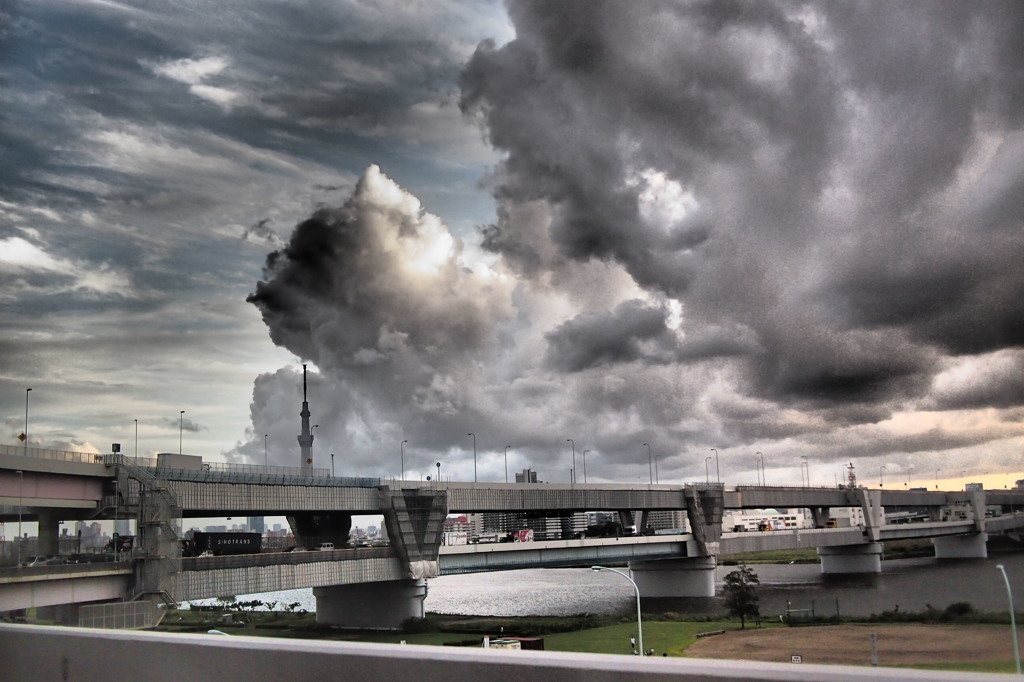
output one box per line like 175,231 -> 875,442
3,1 -> 1023,491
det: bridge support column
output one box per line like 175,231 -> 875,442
628,556 -> 717,598
36,512 -> 61,556
313,579 -> 427,630
818,542 -> 882,574
933,533 -> 988,559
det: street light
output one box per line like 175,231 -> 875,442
436,461 -> 441,485
134,419 -> 139,463
711,448 -> 719,483
996,564 -> 1022,675
264,434 -> 268,467
705,456 -> 711,484
468,433 -> 477,482
179,411 -> 185,455
16,470 -> 23,567
401,440 -> 407,480
757,451 -> 765,485
643,443 -> 652,484
800,455 -> 808,487
330,453 -> 335,477
504,446 -> 510,483
567,439 -> 576,484
582,449 -> 589,484
592,566 -> 643,656
312,425 -> 319,466
655,455 -> 660,484
24,388 -> 31,455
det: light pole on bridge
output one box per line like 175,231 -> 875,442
179,411 -> 184,455
704,456 -> 711,484
711,448 -> 719,483
504,446 -> 510,483
468,433 -> 476,483
567,439 -> 576,484
401,440 -> 407,481
24,388 -> 32,455
582,449 -> 589,484
643,443 -> 652,484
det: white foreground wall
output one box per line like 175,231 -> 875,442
0,623 -> 1006,682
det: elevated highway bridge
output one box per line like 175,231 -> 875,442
3,445 -> 1023,628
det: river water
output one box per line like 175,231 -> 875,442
188,550 -> 1024,619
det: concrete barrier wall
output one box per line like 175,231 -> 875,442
0,624 -> 1003,682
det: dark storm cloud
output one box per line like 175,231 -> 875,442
461,0 -> 1024,420
544,301 -> 678,372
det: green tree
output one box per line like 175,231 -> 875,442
722,564 -> 760,629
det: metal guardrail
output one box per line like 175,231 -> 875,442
181,546 -> 395,571
0,443 -> 106,464
0,561 -> 132,581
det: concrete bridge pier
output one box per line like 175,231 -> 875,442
932,533 -> 988,559
313,579 -> 427,629
817,542 -> 883,574
628,556 -> 718,598
36,511 -> 61,556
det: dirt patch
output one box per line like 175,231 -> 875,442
686,624 -> 1013,667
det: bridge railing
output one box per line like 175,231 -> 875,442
0,443 -> 106,464
100,454 -> 379,486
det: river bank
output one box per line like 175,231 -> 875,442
156,608 -> 1020,673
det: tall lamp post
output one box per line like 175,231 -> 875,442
401,440 -> 407,480
134,419 -> 139,463
800,455 -> 808,487
24,388 -> 32,455
179,411 -> 184,455
592,566 -> 643,655
567,439 -> 576,484
467,433 -> 477,482
16,470 -> 23,566
705,456 -> 711,484
757,451 -> 765,485
643,443 -> 652,484
582,449 -> 589,484
996,564 -> 1022,674
264,434 -> 268,467
330,453 -> 335,477
504,446 -> 510,483
312,425 -> 319,467
711,448 -> 719,483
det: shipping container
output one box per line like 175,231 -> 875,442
187,531 -> 262,556
156,453 -> 204,470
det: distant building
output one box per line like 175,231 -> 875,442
965,482 -> 984,492
723,508 -> 809,532
515,469 -> 540,483
248,516 -> 265,535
